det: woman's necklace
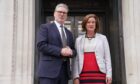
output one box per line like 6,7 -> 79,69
86,34 -> 95,40
87,37 -> 93,40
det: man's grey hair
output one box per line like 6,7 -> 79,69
55,3 -> 69,12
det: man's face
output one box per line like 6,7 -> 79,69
54,7 -> 68,24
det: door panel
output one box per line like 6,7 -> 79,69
75,16 -> 84,36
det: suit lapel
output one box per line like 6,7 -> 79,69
52,22 -> 71,47
52,23 -> 62,45
64,29 -> 70,46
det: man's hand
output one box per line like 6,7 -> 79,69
61,46 -> 73,56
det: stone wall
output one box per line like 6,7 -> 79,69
122,0 -> 140,84
0,0 -> 35,84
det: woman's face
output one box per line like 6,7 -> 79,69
86,17 -> 96,32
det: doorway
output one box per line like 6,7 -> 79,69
35,0 -> 126,84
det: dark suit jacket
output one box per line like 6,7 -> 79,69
37,22 -> 76,79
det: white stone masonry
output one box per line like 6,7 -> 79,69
0,0 -> 35,84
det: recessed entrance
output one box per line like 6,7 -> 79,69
35,0 -> 126,84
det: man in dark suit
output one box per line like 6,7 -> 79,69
37,3 -> 76,84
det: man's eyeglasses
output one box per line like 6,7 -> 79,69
56,11 -> 67,14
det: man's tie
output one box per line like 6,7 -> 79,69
60,25 -> 67,47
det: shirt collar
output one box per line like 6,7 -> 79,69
54,21 -> 64,28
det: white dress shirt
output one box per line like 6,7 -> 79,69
54,21 -> 67,39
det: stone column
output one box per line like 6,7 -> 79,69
122,0 -> 140,84
0,0 -> 35,84
0,0 -> 14,84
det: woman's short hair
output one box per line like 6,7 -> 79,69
82,14 -> 100,33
